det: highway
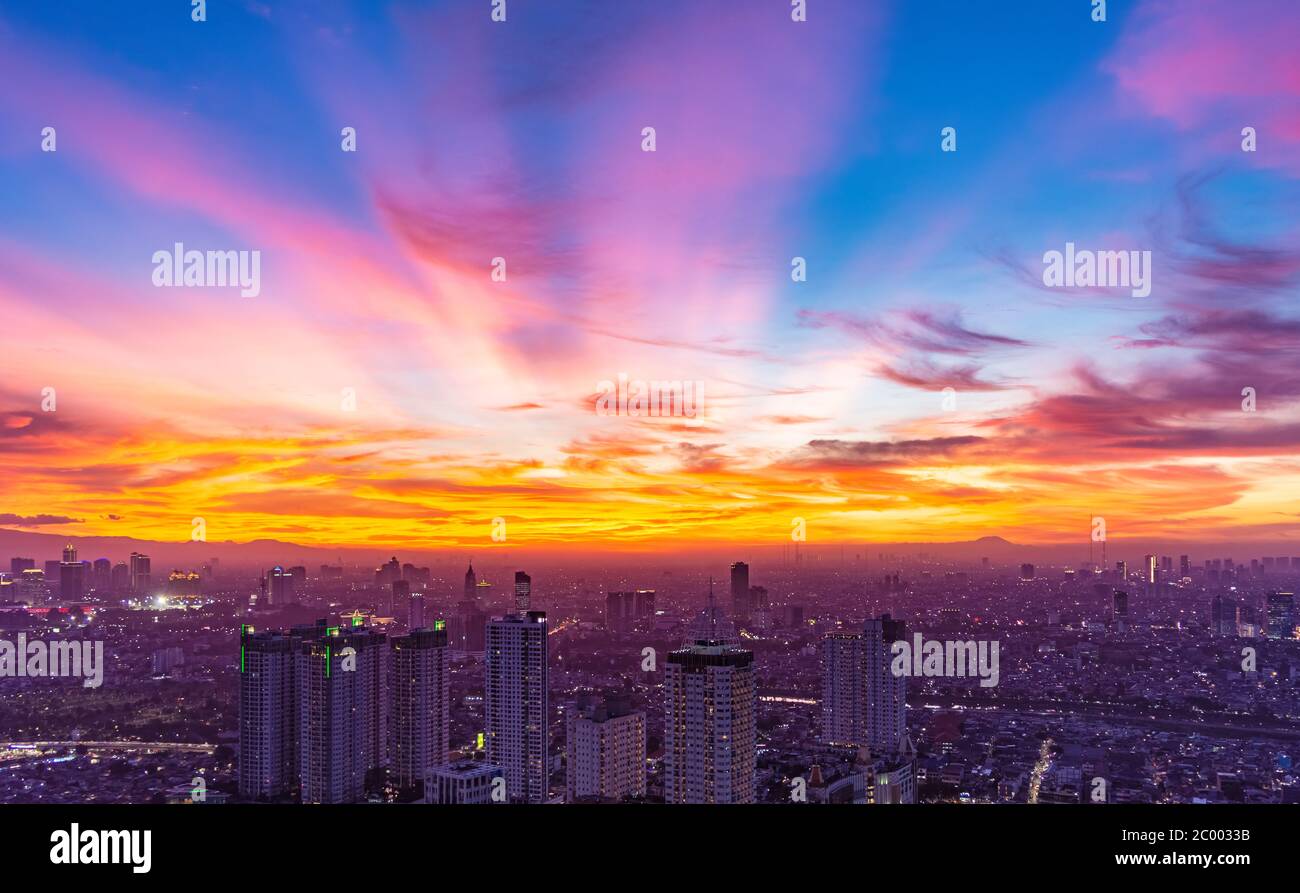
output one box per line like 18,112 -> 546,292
0,740 -> 216,753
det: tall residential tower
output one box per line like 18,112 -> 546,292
663,586 -> 755,803
485,611 -> 549,803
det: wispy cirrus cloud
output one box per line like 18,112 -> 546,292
0,1 -> 1297,548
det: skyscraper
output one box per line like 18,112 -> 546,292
129,551 -> 151,592
606,590 -> 656,634
635,589 -> 656,620
565,695 -> 646,802
663,588 -> 755,804
389,625 -> 449,794
513,571 -> 531,614
239,627 -> 300,800
1144,554 -> 1157,584
821,631 -> 866,746
729,561 -> 750,621
450,599 -> 487,653
391,578 -> 409,617
464,563 -> 477,600
1267,591 -> 1295,640
606,590 -> 632,634
375,556 -> 401,587
485,611 -> 549,803
91,557 -> 111,591
298,626 -> 387,804
59,545 -> 84,601
1113,590 -> 1128,618
864,614 -> 906,754
267,566 -> 294,606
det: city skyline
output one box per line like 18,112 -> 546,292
1,1 -> 1298,550
9,550 -> 1298,810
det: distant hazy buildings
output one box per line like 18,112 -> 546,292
92,557 -> 111,591
1211,594 -> 1228,636
391,578 -> 410,618
730,561 -> 750,621
151,646 -> 184,676
59,545 -> 83,601
1267,591 -> 1295,640
407,589 -> 424,629
129,551 -> 151,592
166,570 -> 201,596
604,589 -> 656,634
450,599 -> 487,653
514,571 -> 531,614
266,565 -> 293,607
485,611 -> 549,803
376,556 -> 401,587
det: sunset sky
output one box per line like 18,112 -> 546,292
1,0 -> 1298,550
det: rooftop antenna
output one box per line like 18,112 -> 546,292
707,576 -> 717,638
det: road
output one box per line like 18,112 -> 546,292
0,740 -> 216,753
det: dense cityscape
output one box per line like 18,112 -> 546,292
2,542 -> 1298,806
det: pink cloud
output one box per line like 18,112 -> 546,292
1103,0 -> 1300,172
